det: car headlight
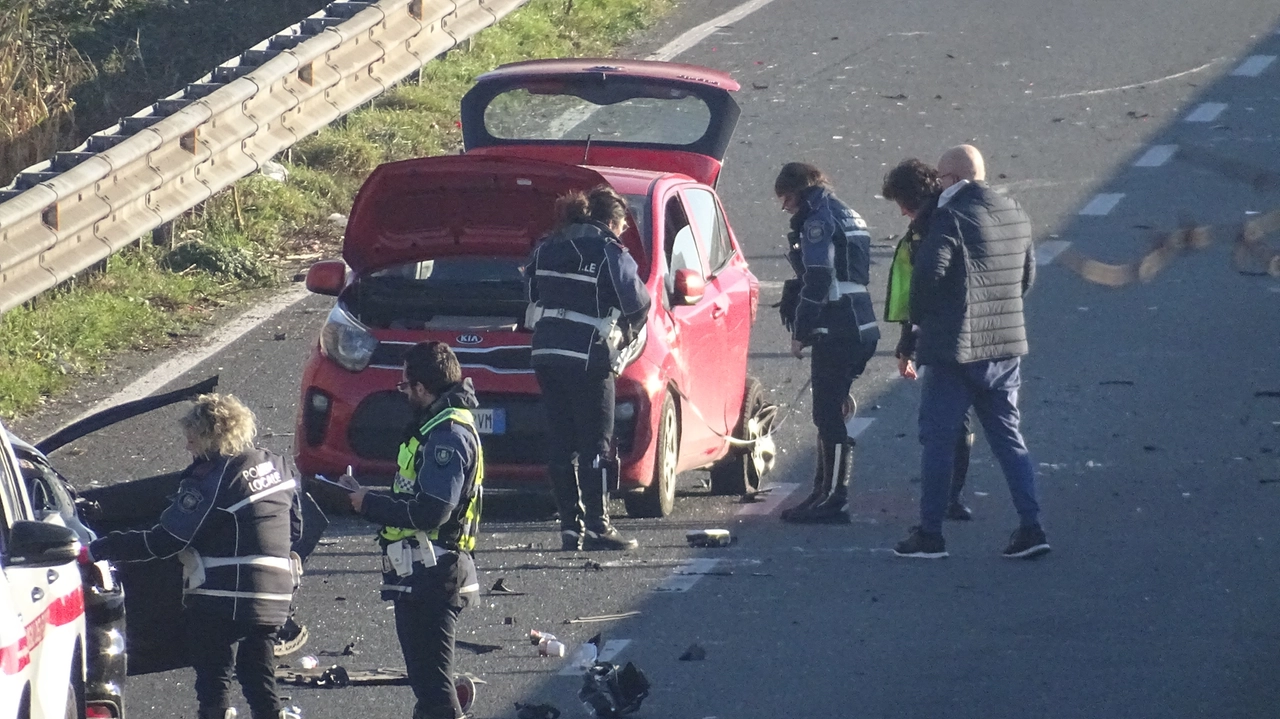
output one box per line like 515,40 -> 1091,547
319,306 -> 378,372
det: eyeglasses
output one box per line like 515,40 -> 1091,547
396,381 -> 413,391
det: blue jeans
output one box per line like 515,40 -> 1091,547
918,357 -> 1040,534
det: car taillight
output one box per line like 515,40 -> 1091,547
86,704 -> 118,718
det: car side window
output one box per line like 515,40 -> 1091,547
0,438 -> 23,556
663,195 -> 705,294
683,188 -> 734,275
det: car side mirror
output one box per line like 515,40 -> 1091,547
306,260 -> 347,296
673,268 -> 705,306
6,520 -> 79,567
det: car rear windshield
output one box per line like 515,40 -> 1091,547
483,85 -> 713,146
350,257 -> 527,331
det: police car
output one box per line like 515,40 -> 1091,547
296,59 -> 773,517
0,417 -> 89,719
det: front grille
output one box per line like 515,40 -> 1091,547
370,341 -> 532,372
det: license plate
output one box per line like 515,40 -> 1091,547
472,408 -> 506,435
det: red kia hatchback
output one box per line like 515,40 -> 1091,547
294,59 -> 772,517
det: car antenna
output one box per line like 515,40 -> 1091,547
582,133 -> 593,165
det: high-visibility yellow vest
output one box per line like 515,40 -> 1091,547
885,235 -> 914,323
381,408 -> 483,552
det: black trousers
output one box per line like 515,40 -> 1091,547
534,365 -> 615,533
395,594 -> 463,719
810,334 -> 878,444
185,611 -> 281,719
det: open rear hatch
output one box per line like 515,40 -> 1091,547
461,59 -> 741,186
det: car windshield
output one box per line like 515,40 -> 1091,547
352,257 -> 528,331
483,86 -> 712,146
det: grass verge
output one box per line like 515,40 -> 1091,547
0,0 -> 673,419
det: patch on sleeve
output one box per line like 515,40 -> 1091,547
178,489 -> 204,513
805,222 -> 828,243
434,446 -> 456,467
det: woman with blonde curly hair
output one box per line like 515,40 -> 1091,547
90,394 -> 302,719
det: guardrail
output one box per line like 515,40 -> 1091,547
0,0 -> 527,314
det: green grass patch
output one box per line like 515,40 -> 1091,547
0,0 -> 673,420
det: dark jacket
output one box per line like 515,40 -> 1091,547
89,448 -> 300,626
910,182 -> 1035,365
788,186 -> 879,345
526,219 -> 650,375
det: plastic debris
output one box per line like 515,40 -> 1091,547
490,577 -> 525,595
299,655 -> 319,669
260,160 -> 289,183
565,611 -> 641,625
578,661 -> 650,718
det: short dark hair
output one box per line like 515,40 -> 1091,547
774,162 -> 829,198
881,158 -> 942,214
404,341 -> 461,394
555,185 -> 628,231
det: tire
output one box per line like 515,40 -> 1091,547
624,395 -> 679,518
66,673 -> 83,719
709,377 -> 772,496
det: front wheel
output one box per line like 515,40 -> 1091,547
709,377 -> 774,495
624,395 -> 679,518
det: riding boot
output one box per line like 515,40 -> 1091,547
581,455 -> 637,550
549,461 -> 585,548
946,433 -> 974,521
780,438 -> 830,522
793,440 -> 853,524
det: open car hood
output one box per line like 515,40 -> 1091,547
343,154 -> 645,274
460,59 -> 741,186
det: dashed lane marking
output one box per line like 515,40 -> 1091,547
656,558 -> 722,592
1231,55 -> 1276,77
1185,102 -> 1227,122
757,280 -> 785,291
738,482 -> 799,516
1079,193 -> 1125,216
559,639 -> 632,676
1036,240 -> 1073,266
648,0 -> 781,61
1134,145 -> 1178,167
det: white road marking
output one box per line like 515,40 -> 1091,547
71,284 -> 312,424
1036,240 -> 1072,266
1133,145 -> 1177,167
1185,102 -> 1227,122
656,558 -> 722,592
1231,55 -> 1276,77
757,280 -> 786,291
559,639 -> 632,675
648,0 -> 781,61
1079,193 -> 1125,216
737,482 -> 798,515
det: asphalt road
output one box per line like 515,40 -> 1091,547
15,0 -> 1280,717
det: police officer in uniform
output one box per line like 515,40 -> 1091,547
342,341 -> 482,719
88,394 -> 301,719
774,163 -> 881,524
525,185 -> 651,551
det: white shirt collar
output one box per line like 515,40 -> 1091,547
937,179 -> 971,207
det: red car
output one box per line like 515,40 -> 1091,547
295,59 -> 773,517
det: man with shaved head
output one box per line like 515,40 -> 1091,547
893,144 -> 1049,560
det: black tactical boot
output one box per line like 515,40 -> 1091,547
582,458 -> 637,550
946,433 -> 974,521
549,461 -> 585,548
792,440 -> 853,524
780,438 -> 830,522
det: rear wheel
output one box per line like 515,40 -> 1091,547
624,395 -> 679,518
709,377 -> 774,495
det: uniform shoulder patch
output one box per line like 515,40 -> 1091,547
805,222 -> 828,242
178,489 -> 204,512
434,446 -> 455,467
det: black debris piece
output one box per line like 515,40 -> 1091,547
579,662 -> 651,718
1255,391 -> 1280,398
515,702 -> 562,719
504,616 -> 517,625
678,643 -> 706,661
584,560 -> 603,572
317,642 -> 358,657
457,640 -> 503,655
1099,380 -> 1135,386
881,93 -> 908,100
490,577 -> 526,595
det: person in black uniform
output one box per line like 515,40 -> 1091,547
341,341 -> 483,719
882,158 -> 975,521
88,394 -> 301,719
774,162 -> 881,524
525,185 -> 651,551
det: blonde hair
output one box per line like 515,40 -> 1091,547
179,393 -> 257,458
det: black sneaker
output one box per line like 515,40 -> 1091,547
561,530 -> 583,551
946,501 -> 973,521
893,527 -> 948,559
1002,526 -> 1050,559
583,526 -> 638,551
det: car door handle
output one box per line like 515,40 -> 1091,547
47,569 -> 59,585
31,587 -> 44,602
